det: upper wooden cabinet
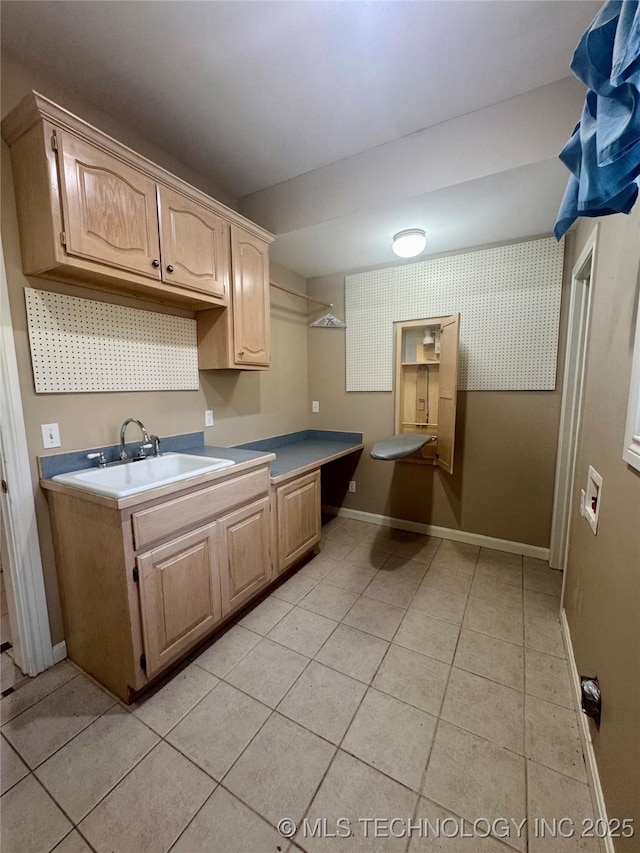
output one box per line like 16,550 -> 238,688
394,314 -> 460,473
1,92 -> 273,310
196,225 -> 271,371
56,130 -> 162,280
231,226 -> 271,367
157,185 -> 229,299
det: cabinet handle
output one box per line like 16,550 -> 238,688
151,259 -> 160,268
166,264 -> 174,273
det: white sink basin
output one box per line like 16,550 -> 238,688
52,452 -> 235,499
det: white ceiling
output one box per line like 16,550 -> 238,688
1,0 -> 599,278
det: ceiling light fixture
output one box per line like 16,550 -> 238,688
392,229 -> 427,258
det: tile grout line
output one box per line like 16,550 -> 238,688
0,667 -> 80,727
401,537 -> 459,853
2,681 -> 118,775
411,544 -> 480,849
30,770 -> 99,853
414,549 -> 527,851
289,543 -> 432,853
251,531 -> 444,850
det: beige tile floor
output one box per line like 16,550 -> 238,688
0,519 -> 602,853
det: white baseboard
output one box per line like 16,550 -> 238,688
322,505 -> 550,561
560,609 -> 614,853
52,640 -> 68,665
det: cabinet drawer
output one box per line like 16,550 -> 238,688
132,467 -> 269,550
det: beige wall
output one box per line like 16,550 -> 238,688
307,249 -> 570,549
1,57 -> 309,645
564,209 -> 640,847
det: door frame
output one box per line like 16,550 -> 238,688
549,226 -> 598,571
0,235 -> 54,676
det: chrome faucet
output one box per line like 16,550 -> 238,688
119,418 -> 151,460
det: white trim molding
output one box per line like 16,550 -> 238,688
322,505 -> 550,560
550,226 -> 598,570
0,237 -> 54,676
623,216 -> 640,472
560,609 -> 614,853
52,641 -> 68,665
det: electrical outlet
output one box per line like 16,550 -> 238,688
312,401 -> 320,413
41,423 -> 61,449
204,410 -> 214,427
348,480 -> 356,493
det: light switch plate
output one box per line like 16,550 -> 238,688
204,410 -> 214,427
41,423 -> 61,449
312,401 -> 319,413
584,466 -> 602,534
348,480 -> 356,493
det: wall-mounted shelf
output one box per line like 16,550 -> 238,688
394,315 -> 460,472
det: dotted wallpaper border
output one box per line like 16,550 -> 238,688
345,237 -> 564,392
25,289 -> 199,393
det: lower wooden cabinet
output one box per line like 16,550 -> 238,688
44,462 -> 272,702
274,471 -> 321,573
219,497 -> 273,614
44,460 -> 326,702
136,524 -> 222,677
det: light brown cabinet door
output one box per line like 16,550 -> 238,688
218,497 -> 272,615
157,185 -> 229,299
276,471 -> 321,573
56,131 -> 161,278
231,225 -> 270,366
136,524 -> 221,677
437,313 -> 460,474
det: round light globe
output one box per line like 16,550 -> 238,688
392,229 -> 427,258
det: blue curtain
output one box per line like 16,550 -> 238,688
554,0 -> 640,239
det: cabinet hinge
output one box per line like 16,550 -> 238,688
1,480 -> 8,494
60,231 -> 67,247
139,653 -> 146,672
132,566 -> 139,583
51,131 -> 58,152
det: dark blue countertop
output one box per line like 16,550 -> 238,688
234,430 -> 363,481
184,430 -> 363,482
41,429 -> 362,485
178,444 -> 273,466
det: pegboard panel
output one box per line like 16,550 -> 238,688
25,289 -> 199,393
346,237 -> 564,391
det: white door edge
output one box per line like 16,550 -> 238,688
549,226 -> 598,573
0,236 -> 54,677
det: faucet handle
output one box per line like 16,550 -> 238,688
136,443 -> 153,459
87,452 -> 107,468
